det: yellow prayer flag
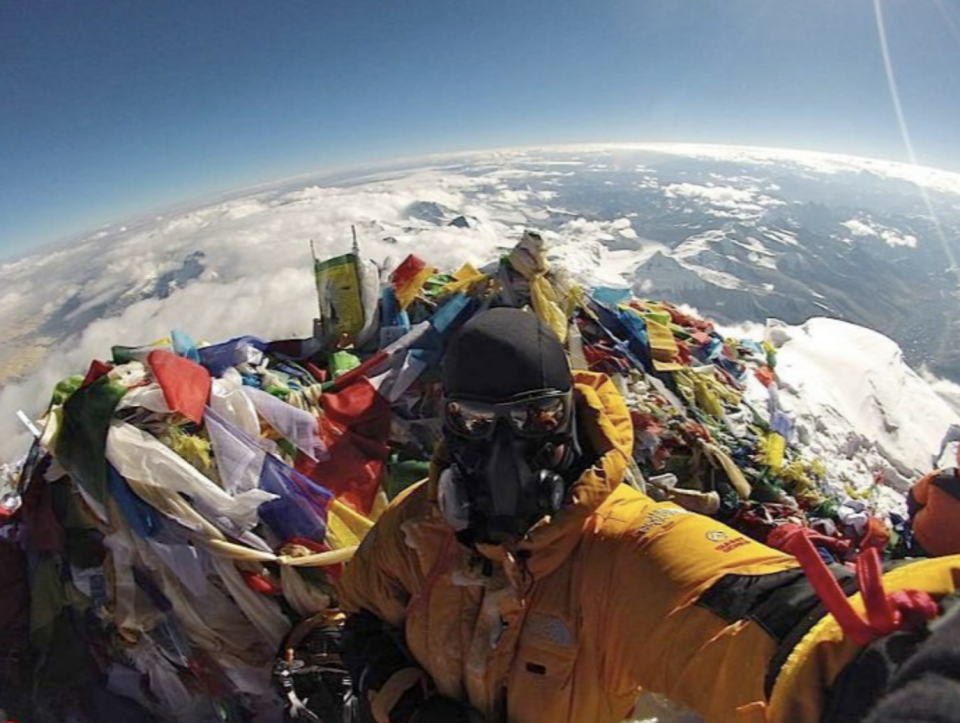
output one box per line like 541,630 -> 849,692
644,316 -> 679,362
439,263 -> 487,296
693,376 -> 724,417
531,275 -> 568,344
765,432 -> 786,470
652,359 -> 687,373
396,266 -> 435,309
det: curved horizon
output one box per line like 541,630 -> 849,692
10,140 -> 960,267
3,143 -> 960,464
6,1 -> 959,261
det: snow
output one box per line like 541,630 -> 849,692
750,318 -> 960,503
765,229 -> 798,247
549,242 -> 649,290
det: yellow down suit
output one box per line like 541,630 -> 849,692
339,371 -> 960,723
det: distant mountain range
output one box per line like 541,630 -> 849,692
2,143 -> 959,463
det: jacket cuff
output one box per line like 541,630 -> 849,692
369,667 -> 430,723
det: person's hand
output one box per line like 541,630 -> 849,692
408,696 -> 484,723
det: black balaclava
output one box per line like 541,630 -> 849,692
439,307 -> 577,545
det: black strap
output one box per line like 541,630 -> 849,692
931,469 -> 960,501
341,609 -> 428,723
762,571 -> 861,697
694,565 -> 860,697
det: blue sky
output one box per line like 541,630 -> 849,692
2,0 -> 959,260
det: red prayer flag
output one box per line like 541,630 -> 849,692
147,350 -> 211,424
296,377 -> 392,514
305,362 -> 328,383
391,254 -> 427,289
241,571 -> 283,595
755,365 -> 776,388
80,359 -> 113,389
390,254 -> 434,309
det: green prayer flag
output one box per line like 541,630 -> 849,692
55,376 -> 128,507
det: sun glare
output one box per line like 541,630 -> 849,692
874,0 -> 958,283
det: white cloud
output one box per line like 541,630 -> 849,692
840,218 -> 918,248
879,229 -> 918,248
662,182 -> 783,220
0,290 -> 26,315
841,219 -> 877,237
665,182 -> 757,207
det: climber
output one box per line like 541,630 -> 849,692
338,307 -> 960,723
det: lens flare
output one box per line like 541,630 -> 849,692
873,0 -> 958,285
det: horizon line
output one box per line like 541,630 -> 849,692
7,140 -> 960,267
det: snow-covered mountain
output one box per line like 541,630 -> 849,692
2,143 -> 960,482
748,317 -> 960,510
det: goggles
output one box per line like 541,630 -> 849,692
442,389 -> 573,440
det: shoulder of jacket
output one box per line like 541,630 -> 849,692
390,478 -> 430,509
587,484 -> 657,537
371,479 -> 433,533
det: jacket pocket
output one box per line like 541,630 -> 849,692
514,613 -> 579,690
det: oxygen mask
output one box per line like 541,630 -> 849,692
439,389 -> 576,544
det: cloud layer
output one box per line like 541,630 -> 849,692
3,143 -> 960,466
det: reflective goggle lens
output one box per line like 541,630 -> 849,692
443,392 -> 571,439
